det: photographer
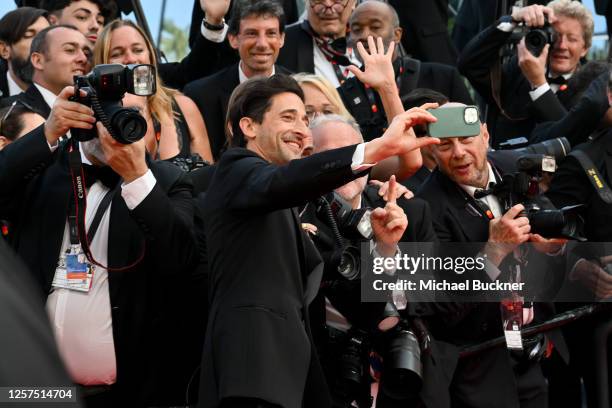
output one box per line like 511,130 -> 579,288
0,82 -> 199,406
458,0 -> 594,146
301,114 -> 439,408
416,103 -> 568,407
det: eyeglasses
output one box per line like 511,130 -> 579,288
310,0 -> 350,14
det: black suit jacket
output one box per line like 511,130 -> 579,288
388,0 -> 457,66
339,56 -> 473,141
198,146 -> 370,408
0,239 -> 80,400
277,22 -> 316,74
0,127 -> 199,406
158,29 -> 240,90
0,60 -> 9,100
416,165 -> 565,407
183,63 -> 292,160
546,129 -> 612,242
0,83 -> 51,118
458,21 -> 570,146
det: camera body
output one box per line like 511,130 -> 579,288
71,64 -> 156,144
510,18 -> 555,57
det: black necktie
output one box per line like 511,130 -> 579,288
83,164 -> 120,189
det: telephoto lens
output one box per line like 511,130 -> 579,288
380,324 -> 423,400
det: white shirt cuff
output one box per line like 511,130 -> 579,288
121,169 -> 156,210
201,20 -> 228,43
484,256 -> 502,281
529,83 -> 551,101
497,20 -> 517,32
48,140 -> 59,152
351,143 -> 376,173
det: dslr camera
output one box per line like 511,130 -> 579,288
71,63 -> 156,144
477,138 -> 584,240
509,17 -> 555,57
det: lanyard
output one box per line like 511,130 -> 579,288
67,140 -> 145,271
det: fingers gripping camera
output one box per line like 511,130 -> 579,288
70,64 -> 156,144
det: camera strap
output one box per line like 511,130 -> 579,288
568,150 -> 612,204
67,140 -> 146,271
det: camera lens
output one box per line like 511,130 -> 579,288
381,329 -> 423,400
110,107 -> 147,144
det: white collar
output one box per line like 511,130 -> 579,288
6,71 -> 23,96
33,82 -> 57,109
238,62 -> 275,84
459,162 -> 497,198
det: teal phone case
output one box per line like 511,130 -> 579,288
427,106 -> 481,138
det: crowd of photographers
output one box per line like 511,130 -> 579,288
0,0 -> 611,408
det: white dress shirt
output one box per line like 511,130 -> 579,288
6,71 -> 23,96
312,40 -> 360,88
46,144 -> 156,385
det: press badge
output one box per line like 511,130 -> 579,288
52,245 -> 94,292
501,299 -> 524,350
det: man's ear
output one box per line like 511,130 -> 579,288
30,52 -> 44,71
228,33 -> 240,50
0,136 -> 10,150
0,41 -> 10,60
239,117 -> 258,142
279,32 -> 285,49
393,27 -> 403,44
48,13 -> 59,25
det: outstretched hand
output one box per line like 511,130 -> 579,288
347,36 -> 396,92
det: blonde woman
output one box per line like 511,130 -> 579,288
94,19 -> 213,164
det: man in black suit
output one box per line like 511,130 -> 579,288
458,1 -> 594,146
184,0 -> 291,160
339,1 -> 472,142
0,83 -> 199,407
0,7 -> 50,100
387,0 -> 457,66
1,25 -> 90,118
197,74 -> 439,408
416,103 -> 567,407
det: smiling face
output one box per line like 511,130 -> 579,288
51,0 -> 104,44
549,15 -> 588,75
229,15 -> 284,78
107,25 -> 152,65
31,27 -> 91,95
431,125 -> 490,188
242,92 -> 311,165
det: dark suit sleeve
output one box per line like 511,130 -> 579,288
545,154 -> 591,210
158,32 -> 238,90
531,73 -> 610,146
458,22 -> 511,102
221,146 -> 366,212
128,163 -> 198,272
0,126 -> 54,219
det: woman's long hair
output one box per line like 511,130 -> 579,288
94,19 -> 177,124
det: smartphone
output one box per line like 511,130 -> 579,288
427,106 -> 481,138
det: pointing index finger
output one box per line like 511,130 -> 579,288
386,175 -> 397,205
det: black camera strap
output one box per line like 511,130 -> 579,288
568,150 -> 612,204
67,140 -> 146,271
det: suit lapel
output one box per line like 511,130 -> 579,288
23,85 -> 51,118
290,207 -> 323,305
437,171 -> 490,242
297,26 -> 315,73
